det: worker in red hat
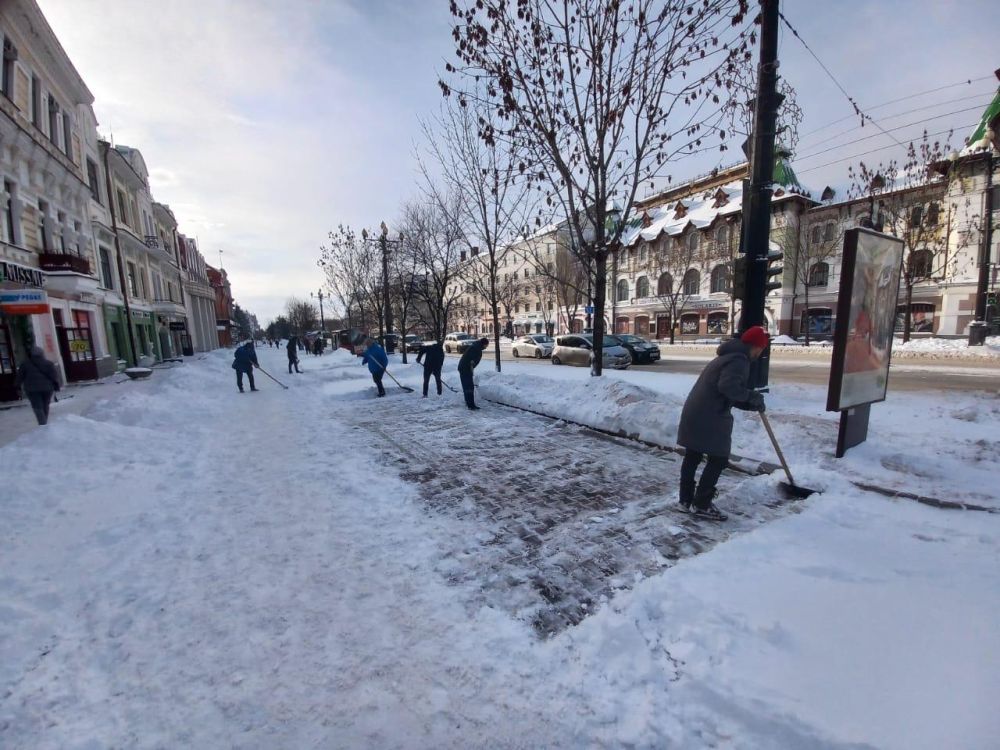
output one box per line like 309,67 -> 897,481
675,325 -> 768,521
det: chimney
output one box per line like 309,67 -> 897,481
460,250 -> 467,262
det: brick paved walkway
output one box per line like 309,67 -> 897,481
347,393 -> 797,637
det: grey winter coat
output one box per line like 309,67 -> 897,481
15,348 -> 61,394
676,338 -> 760,457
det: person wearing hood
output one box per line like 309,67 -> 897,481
675,326 -> 768,521
361,337 -> 389,397
15,346 -> 61,425
286,336 -> 302,374
231,341 -> 259,392
457,337 -> 489,410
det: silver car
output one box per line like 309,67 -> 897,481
551,334 -> 631,369
512,334 -> 554,359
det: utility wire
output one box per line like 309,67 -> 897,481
794,104 -> 985,162
797,92 -> 993,152
779,10 -> 904,147
800,75 -> 995,137
793,124 -> 974,177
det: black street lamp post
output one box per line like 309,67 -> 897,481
310,289 -> 326,332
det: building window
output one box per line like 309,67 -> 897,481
127,262 -> 139,296
2,180 -> 15,244
62,112 -> 73,159
616,279 -> 629,302
87,159 -> 102,203
926,203 -> 940,226
686,232 -> 699,253
909,249 -> 933,279
807,262 -> 829,287
802,308 -> 834,337
896,303 -> 935,333
707,312 -> 729,334
824,222 -> 836,242
535,302 -> 541,311
636,276 -> 649,298
710,264 -> 729,293
1,37 -> 16,99
73,309 -> 91,329
117,190 -> 129,226
682,269 -> 700,296
57,212 -> 67,252
657,272 -> 672,296
639,245 -> 647,263
810,225 -> 822,245
48,96 -> 60,145
38,200 -> 50,250
99,247 -> 114,289
910,205 -> 923,227
715,224 -> 728,249
30,74 -> 40,127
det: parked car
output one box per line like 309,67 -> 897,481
614,334 -> 661,364
404,334 -> 424,353
444,332 -> 476,353
512,334 -> 554,359
551,334 -> 631,369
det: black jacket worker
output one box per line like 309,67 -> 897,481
457,337 -> 489,410
286,336 -> 302,374
416,342 -> 445,397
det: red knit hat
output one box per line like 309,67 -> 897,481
740,326 -> 770,349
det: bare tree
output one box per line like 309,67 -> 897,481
848,131 -> 964,342
640,233 -> 701,343
422,99 -> 534,371
400,198 -> 466,342
319,225 -> 383,334
721,59 -> 803,154
285,297 -> 319,335
789,218 -> 840,345
388,236 -> 424,364
443,0 -> 753,374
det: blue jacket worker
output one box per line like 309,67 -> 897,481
675,326 -> 768,521
231,341 -> 259,392
457,337 -> 489,410
15,346 -> 61,425
361,338 -> 389,397
416,341 -> 444,398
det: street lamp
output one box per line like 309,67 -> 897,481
310,289 -> 326,332
362,223 -> 403,353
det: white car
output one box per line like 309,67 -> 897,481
511,334 -> 554,359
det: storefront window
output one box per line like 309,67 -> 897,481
707,312 -> 729,334
681,314 -> 699,334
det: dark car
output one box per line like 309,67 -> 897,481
404,335 -> 424,353
614,334 -> 661,364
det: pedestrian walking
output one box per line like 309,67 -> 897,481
313,338 -> 322,356
675,326 -> 768,521
416,340 -> 444,398
232,340 -> 259,392
287,336 -> 302,374
15,346 -> 61,425
457,337 -> 489,410
361,337 -> 388,397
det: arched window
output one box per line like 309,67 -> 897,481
926,203 -> 940,226
823,222 -> 836,242
686,232 -> 699,253
909,249 -> 933,279
636,276 -> 649,298
683,269 -> 700,296
715,224 -> 728,249
710,265 -> 729,294
616,278 -> 629,301
810,225 -> 822,244
657,272 -> 673,296
807,262 -> 829,287
910,205 -> 923,227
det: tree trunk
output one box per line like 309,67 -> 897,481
399,312 -> 408,364
492,302 -> 502,372
902,281 -> 913,343
803,281 -> 810,346
591,251 -> 608,376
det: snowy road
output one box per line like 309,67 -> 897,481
2,346 -> 998,749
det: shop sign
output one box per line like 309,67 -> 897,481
69,339 -> 90,353
0,260 -> 46,288
131,310 -> 152,321
169,321 -> 187,331
0,289 -> 50,314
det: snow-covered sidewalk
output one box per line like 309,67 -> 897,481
1,346 -> 998,748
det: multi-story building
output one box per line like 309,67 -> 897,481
178,234 -> 217,353
150,201 -> 189,357
206,265 -> 234,347
0,0 -> 121,401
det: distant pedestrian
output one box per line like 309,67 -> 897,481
287,336 -> 302,374
232,340 -> 259,392
675,326 -> 768,521
361,337 -> 388,397
457,337 -> 489,410
15,346 -> 61,425
416,340 -> 444,397
313,338 -> 322,356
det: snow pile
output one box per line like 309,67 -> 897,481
894,335 -> 1000,359
770,334 -> 804,346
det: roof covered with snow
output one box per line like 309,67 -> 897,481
961,87 -> 1000,156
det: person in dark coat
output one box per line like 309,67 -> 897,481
231,341 -> 259,392
361,337 -> 389,397
415,341 -> 444,398
675,326 -> 768,521
15,346 -> 61,425
457,337 -> 489,410
286,336 -> 302,374
313,338 -> 322,356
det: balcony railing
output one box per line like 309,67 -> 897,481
38,253 -> 92,275
144,235 -> 160,249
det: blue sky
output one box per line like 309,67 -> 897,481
38,0 -> 999,324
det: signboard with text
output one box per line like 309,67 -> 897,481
0,289 -> 50,315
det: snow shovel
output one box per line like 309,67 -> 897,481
255,365 -> 289,390
370,360 -> 414,393
758,411 -> 815,499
